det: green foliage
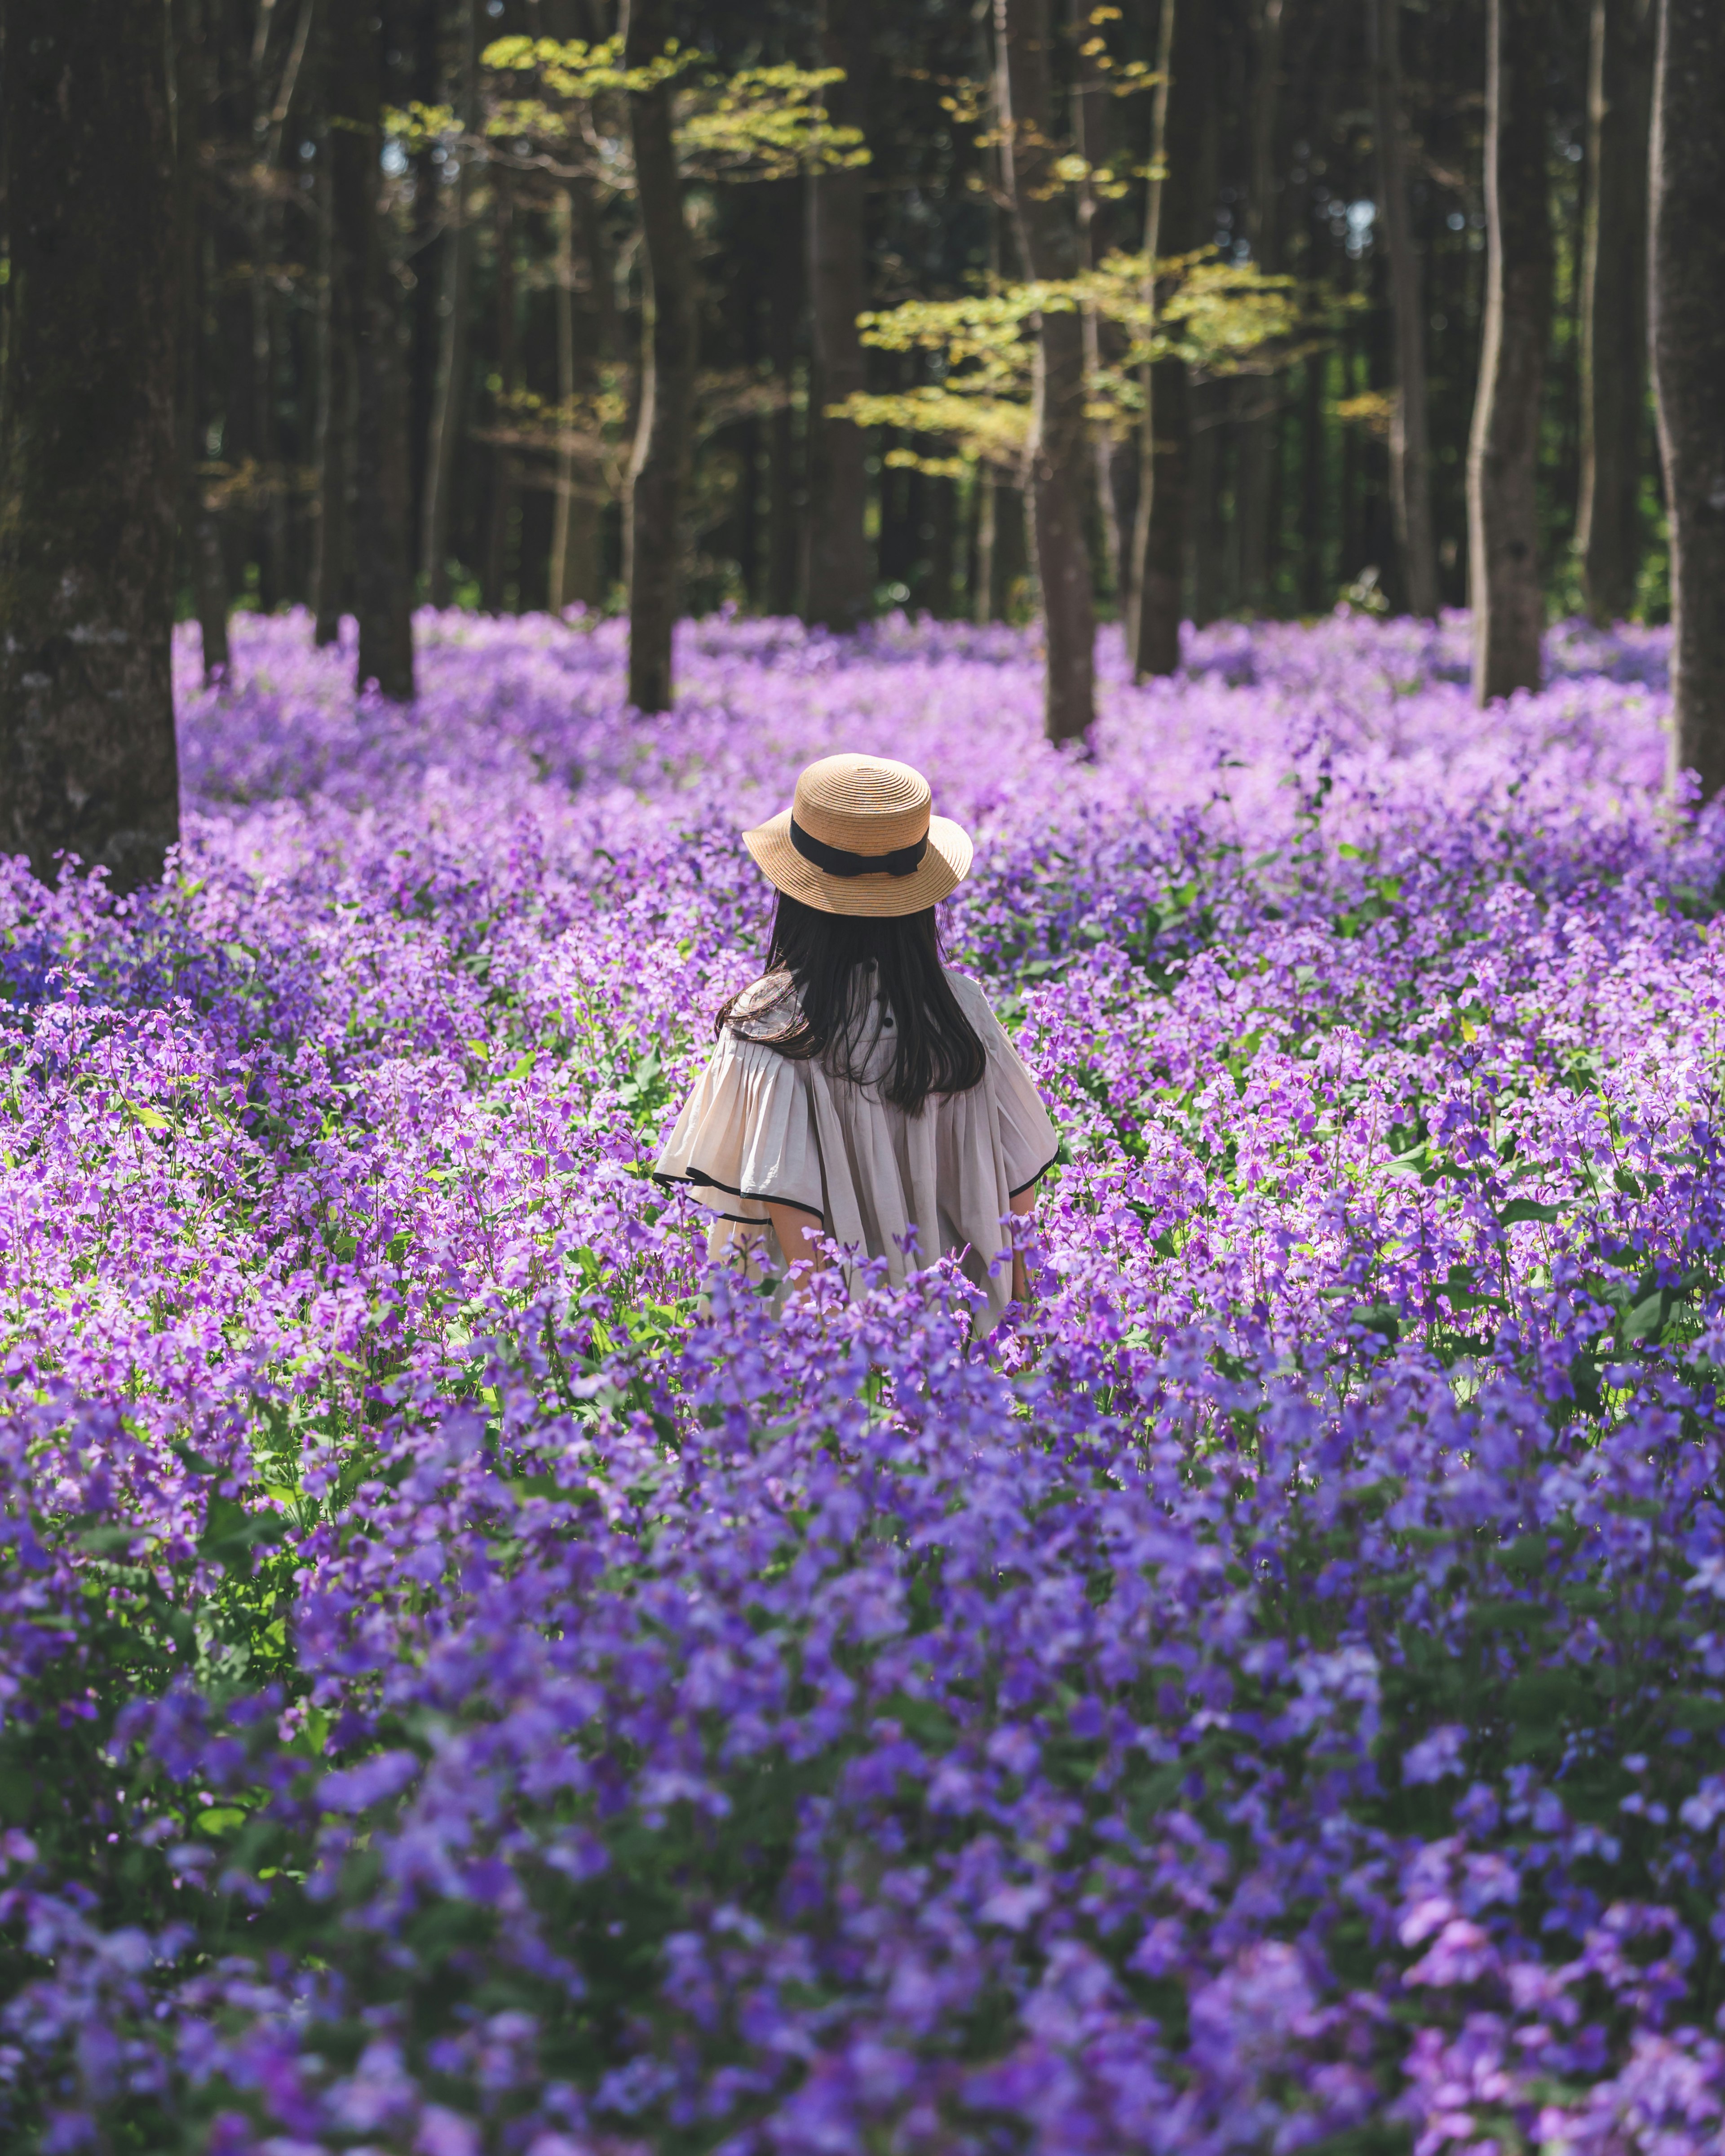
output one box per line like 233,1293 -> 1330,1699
476,38 -> 869,186
837,252 -> 1308,475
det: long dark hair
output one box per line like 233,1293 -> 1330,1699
718,892 -> 986,1114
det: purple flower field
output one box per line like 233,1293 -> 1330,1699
4,605 -> 1725,2153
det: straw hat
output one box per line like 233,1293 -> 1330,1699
742,754 -> 973,918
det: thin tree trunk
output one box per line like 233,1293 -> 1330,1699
972,201 -> 1007,626
1235,0 -> 1286,614
1128,0 -> 1204,680
622,0 -> 695,711
1468,0 -> 1552,704
803,0 -> 873,631
995,483 -> 1031,620
1300,353 -> 1327,613
970,475 -> 993,625
250,0 -> 282,608
970,478 -> 996,625
876,426 -> 913,593
332,0 -> 415,698
1341,326 -> 1364,578
1123,0 -> 1176,671
311,0 -> 355,647
924,475 -> 957,617
1576,0 -> 1654,626
0,0 -> 181,889
548,190 -> 579,611
902,463 -> 926,603
1190,384 -> 1226,624
246,0 -> 312,611
1070,0 -> 1123,603
995,0 -> 1096,746
738,413 -> 762,604
484,166 -> 520,611
564,179 -> 612,608
1186,71 -> 1225,629
407,1 -> 442,581
1652,0 -> 1725,799
423,0 -> 479,608
268,0 -> 314,607
174,0 -> 230,681
1369,0 -> 1440,617
767,208 -> 802,617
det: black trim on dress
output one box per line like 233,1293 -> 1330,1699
1008,1151 -> 1061,1200
651,1164 -> 827,1223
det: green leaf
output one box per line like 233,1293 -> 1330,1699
1623,1291 -> 1668,1341
199,1496 -> 287,1580
1497,1199 -> 1564,1227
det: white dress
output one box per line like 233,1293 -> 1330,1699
653,967 -> 1059,1322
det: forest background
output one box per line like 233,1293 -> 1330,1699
154,0 -> 1666,645
2,0 -> 1723,886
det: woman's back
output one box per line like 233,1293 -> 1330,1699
655,960 -> 1056,1319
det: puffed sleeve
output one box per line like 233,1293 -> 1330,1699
954,976 -> 1062,1196
653,1028 -> 827,1224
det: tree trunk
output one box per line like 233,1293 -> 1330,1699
1070,0 -> 1124,603
1235,0 -> 1287,614
1189,383 -> 1226,624
1123,0 -> 1175,670
622,0 -> 696,712
993,481 -> 1030,620
1128,0 -> 1207,679
1652,0 -> 1725,799
332,0 -> 415,699
483,166 -> 520,611
548,190 -> 580,611
1341,325 -> 1364,579
0,0 -> 181,890
406,0 -> 442,583
248,5 -> 279,610
923,476 -> 957,617
803,0 -> 873,631
995,0 -> 1095,746
1577,0 -> 1654,626
972,477 -> 996,625
422,0 -> 480,608
243,0 -> 314,610
767,186 -> 803,617
249,21 -> 279,607
174,0 -> 230,682
1369,0 -> 1440,618
566,179 -> 615,609
1467,0 -> 1552,705
1299,352 -> 1328,613
311,0 -> 356,648
1185,71 -> 1226,629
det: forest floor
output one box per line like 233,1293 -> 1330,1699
2,607 -> 1723,2152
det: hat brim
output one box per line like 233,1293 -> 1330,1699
741,809 -> 973,917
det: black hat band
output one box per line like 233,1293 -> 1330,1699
789,817 -> 930,879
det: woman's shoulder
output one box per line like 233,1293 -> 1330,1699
943,967 -> 1004,1029
725,967 -> 805,1044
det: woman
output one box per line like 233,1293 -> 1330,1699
654,753 -> 1058,1320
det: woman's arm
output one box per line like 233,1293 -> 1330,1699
1010,1184 -> 1037,1305
766,1201 -> 829,1285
